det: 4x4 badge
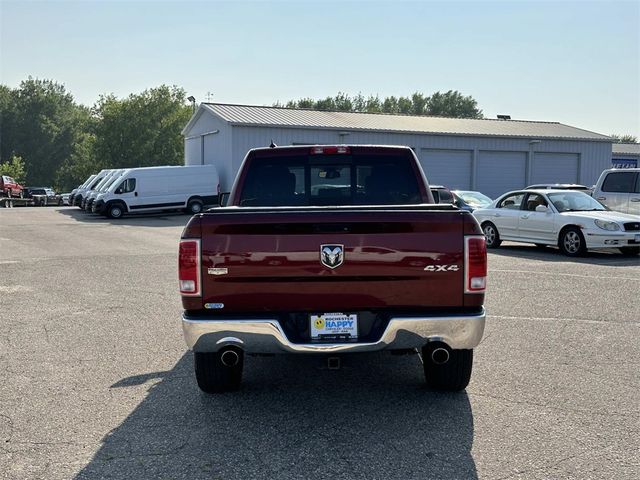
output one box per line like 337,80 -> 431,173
320,244 -> 344,269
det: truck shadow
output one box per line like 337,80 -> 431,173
76,353 -> 477,480
490,243 -> 640,267
56,207 -> 193,228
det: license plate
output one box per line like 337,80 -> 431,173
310,313 -> 358,341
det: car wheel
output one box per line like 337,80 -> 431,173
194,349 -> 243,394
58,198 -> 63,206
619,246 -> 640,256
422,343 -> 473,391
186,199 -> 203,215
107,204 -> 124,219
482,222 -> 502,248
559,227 -> 587,257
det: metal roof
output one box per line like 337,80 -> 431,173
190,103 -> 611,142
612,143 -> 640,155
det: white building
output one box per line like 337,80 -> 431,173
182,103 -> 612,198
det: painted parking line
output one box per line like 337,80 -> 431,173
491,268 -> 640,282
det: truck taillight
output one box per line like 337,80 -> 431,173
310,146 -> 351,155
179,239 -> 201,296
465,236 -> 487,294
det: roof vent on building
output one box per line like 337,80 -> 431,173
497,115 -> 511,120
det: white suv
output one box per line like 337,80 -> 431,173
592,168 -> 640,215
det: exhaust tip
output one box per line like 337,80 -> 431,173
220,349 -> 240,367
431,347 -> 450,365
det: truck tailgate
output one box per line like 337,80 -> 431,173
199,208 -> 465,312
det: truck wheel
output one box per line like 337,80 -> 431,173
194,349 -> 243,394
619,246 -> 640,256
559,227 -> 587,257
422,344 -> 473,391
186,199 -> 203,215
107,203 -> 124,219
482,222 -> 502,248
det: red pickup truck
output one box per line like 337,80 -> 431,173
1,175 -> 24,198
179,145 -> 487,393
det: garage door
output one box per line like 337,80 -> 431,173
477,151 -> 526,199
420,149 -> 472,189
531,153 -> 579,184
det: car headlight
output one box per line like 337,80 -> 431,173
594,219 -> 620,231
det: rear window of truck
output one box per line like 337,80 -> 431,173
239,154 -> 422,206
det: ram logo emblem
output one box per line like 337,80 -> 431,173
320,244 -> 344,269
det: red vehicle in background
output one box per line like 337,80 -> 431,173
1,176 -> 25,198
179,145 -> 487,394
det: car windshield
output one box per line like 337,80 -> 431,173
454,190 -> 492,208
547,191 -> 606,212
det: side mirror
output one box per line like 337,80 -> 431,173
219,192 -> 230,207
535,205 -> 549,213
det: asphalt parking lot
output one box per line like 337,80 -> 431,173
0,207 -> 638,480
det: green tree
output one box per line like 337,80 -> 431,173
0,155 -> 27,183
425,90 -> 483,118
276,90 -> 483,118
92,85 -> 192,170
7,78 -> 85,186
610,134 -> 638,143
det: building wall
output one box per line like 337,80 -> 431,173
228,125 -> 612,196
183,111 -> 235,190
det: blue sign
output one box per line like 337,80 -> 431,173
612,158 -> 638,168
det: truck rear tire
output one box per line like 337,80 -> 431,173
422,345 -> 473,391
194,349 -> 243,394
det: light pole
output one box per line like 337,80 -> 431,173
187,96 -> 196,113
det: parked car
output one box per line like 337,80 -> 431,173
452,190 -> 493,212
28,187 -> 64,206
61,193 -> 71,206
474,189 -> 640,256
525,183 -> 592,192
592,168 -> 640,215
429,185 -> 454,204
1,175 -> 24,198
179,145 -> 487,393
430,186 -> 492,212
94,164 -> 220,218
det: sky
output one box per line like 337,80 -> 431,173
1,0 -> 639,136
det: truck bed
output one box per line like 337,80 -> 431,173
183,205 -> 483,317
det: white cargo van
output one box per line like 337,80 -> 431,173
69,174 -> 97,206
83,169 -> 126,211
73,170 -> 114,207
592,168 -> 640,215
94,165 -> 219,218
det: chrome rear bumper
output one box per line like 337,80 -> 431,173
182,308 -> 485,354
